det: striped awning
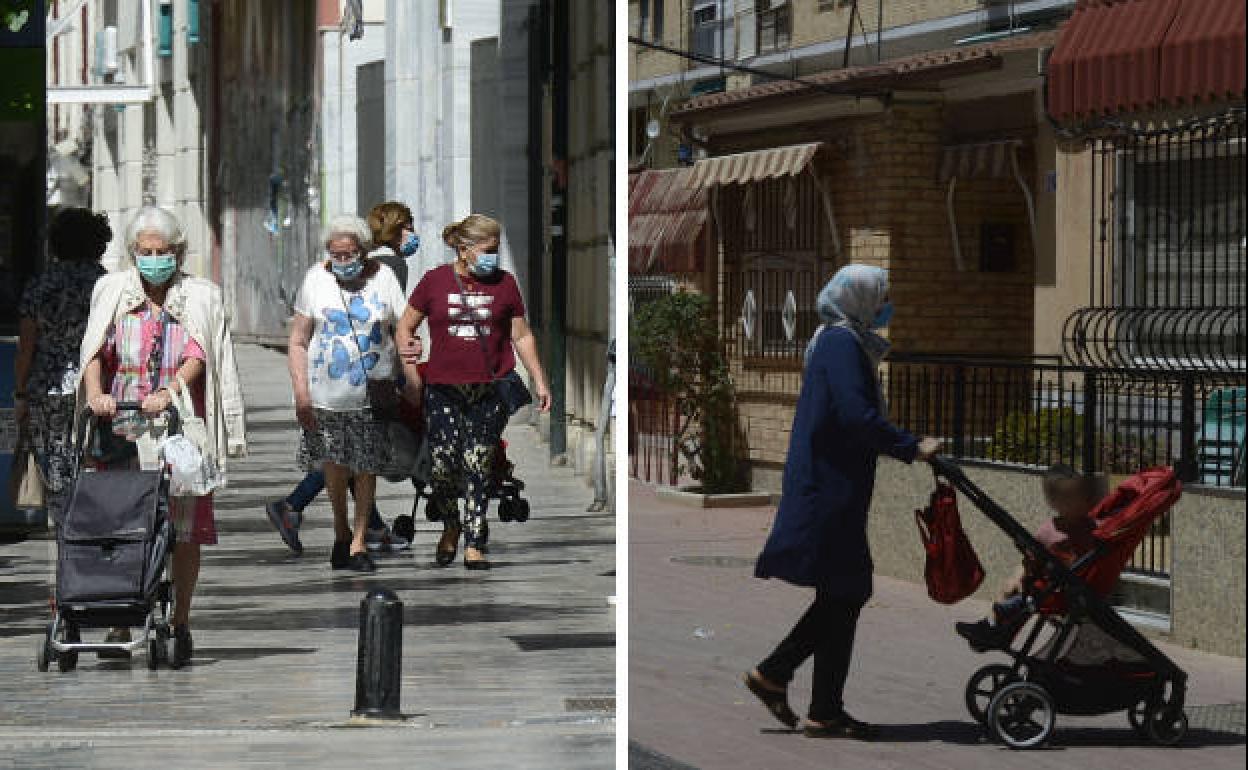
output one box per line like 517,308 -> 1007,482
628,167 -> 709,274
938,139 -> 1025,182
686,143 -> 821,188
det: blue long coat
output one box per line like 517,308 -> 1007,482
754,326 -> 919,601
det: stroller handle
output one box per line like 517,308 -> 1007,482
75,403 -> 183,461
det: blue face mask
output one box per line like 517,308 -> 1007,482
471,251 -> 500,277
872,301 -> 894,329
136,254 -> 178,286
331,258 -> 364,281
399,232 -> 420,257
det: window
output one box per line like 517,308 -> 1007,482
757,0 -> 791,54
629,107 -> 649,162
691,3 -> 721,60
638,0 -> 649,40
652,0 -> 664,42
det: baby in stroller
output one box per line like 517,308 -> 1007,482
956,464 -> 1099,651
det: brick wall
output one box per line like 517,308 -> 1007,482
714,104 -> 1036,493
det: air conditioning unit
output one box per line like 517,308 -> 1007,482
95,26 -> 119,78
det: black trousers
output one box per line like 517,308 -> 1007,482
756,589 -> 865,722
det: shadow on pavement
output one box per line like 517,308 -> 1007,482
876,720 -> 1247,749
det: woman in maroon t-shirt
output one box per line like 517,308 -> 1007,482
396,214 -> 551,570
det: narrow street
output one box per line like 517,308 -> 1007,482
628,481 -> 1246,770
0,345 -> 615,769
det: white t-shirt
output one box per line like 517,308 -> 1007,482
294,262 -> 408,410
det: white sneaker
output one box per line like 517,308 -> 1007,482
365,527 -> 411,552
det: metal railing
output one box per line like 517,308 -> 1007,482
887,353 -> 1246,578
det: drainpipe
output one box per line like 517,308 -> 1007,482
527,4 -> 545,347
549,0 -> 568,461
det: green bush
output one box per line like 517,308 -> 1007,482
631,291 -> 748,494
987,407 -> 1162,475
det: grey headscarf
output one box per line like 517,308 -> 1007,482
803,264 -> 892,370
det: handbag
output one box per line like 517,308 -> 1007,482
450,270 -> 533,416
914,481 -> 985,604
9,431 -> 47,510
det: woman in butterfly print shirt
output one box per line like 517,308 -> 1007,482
288,214 -> 413,573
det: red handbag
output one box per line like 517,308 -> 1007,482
914,482 -> 985,604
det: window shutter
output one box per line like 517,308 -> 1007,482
736,0 -> 756,60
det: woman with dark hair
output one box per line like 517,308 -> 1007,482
366,201 -> 419,291
13,207 -> 111,522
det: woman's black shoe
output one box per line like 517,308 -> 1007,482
346,552 -> 377,573
743,671 -> 798,729
435,524 -> 461,567
331,539 -> 352,569
170,625 -> 193,669
803,711 -> 879,741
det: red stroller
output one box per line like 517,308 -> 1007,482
930,458 -> 1189,749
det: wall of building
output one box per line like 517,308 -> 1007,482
713,103 -> 1037,491
868,459 -> 1246,657
319,21 -> 385,221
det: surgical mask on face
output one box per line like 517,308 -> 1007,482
872,301 -> 894,329
399,232 -> 420,257
135,254 -> 178,286
331,257 -> 364,281
470,251 -> 499,277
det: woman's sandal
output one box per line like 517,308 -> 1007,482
743,671 -> 798,729
463,546 -> 490,571
802,712 -> 879,741
435,525 -> 461,567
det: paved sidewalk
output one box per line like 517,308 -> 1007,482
628,480 -> 1245,770
0,345 -> 615,769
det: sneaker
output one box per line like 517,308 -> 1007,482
365,527 -> 410,553
99,627 -> 132,659
264,501 -> 303,554
170,624 -> 193,669
955,619 -> 1015,652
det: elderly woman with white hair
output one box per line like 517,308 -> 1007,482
288,214 -> 413,573
79,205 -> 247,668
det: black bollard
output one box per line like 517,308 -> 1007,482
352,588 -> 404,719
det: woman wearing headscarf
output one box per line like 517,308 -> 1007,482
744,264 -> 941,739
14,208 -> 110,523
79,205 -> 247,667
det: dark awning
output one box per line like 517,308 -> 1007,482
628,167 -> 709,274
1047,0 -> 1246,122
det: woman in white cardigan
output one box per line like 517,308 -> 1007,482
77,205 -> 247,668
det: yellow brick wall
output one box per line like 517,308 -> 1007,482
713,105 -> 1035,483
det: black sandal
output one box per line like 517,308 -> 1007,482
803,711 -> 879,741
743,671 -> 798,729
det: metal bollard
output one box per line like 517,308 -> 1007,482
352,588 -> 404,719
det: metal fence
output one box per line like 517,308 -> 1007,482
887,353 -> 1246,577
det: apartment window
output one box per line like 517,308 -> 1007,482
757,0 -> 791,54
691,3 -> 721,60
638,0 -> 649,39
652,0 -> 665,42
629,107 -> 649,161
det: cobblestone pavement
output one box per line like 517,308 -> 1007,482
0,345 -> 615,769
629,480 -> 1245,770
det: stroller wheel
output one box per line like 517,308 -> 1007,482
965,664 -> 1014,725
514,498 -> 530,523
392,515 -> 415,544
498,499 -> 515,523
36,622 -> 53,672
987,681 -> 1055,749
1144,706 -> 1188,747
57,650 -> 79,673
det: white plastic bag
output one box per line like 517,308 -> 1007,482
161,434 -> 224,496
160,376 -> 225,496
